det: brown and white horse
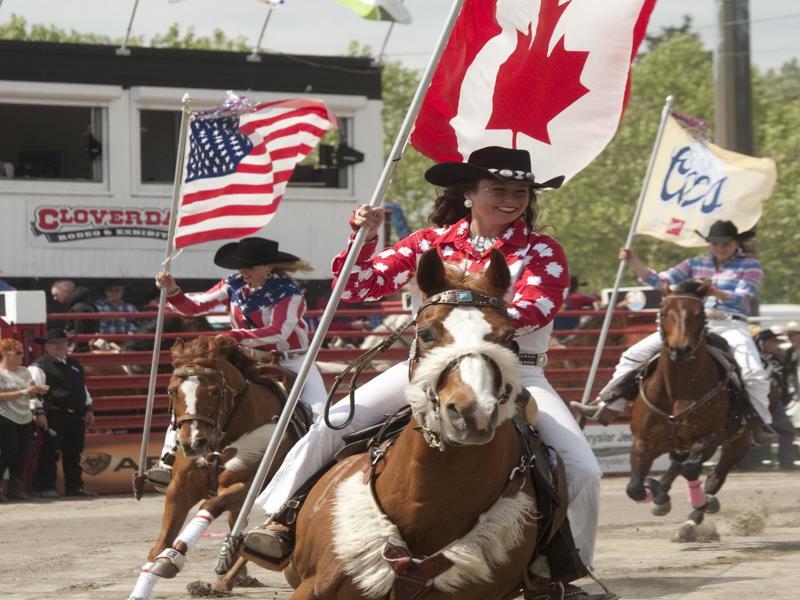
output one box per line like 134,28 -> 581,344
283,249 -> 539,600
144,335 -> 302,581
626,281 -> 751,542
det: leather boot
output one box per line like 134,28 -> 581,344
570,402 -> 622,426
243,520 -> 294,560
6,478 -> 31,500
749,422 -> 779,446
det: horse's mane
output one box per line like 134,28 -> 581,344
672,279 -> 710,299
171,335 -> 256,375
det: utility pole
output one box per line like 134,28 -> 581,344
715,0 -> 754,154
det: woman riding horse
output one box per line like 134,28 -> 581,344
573,220 -> 778,446
145,237 -> 328,487
244,147 -> 610,600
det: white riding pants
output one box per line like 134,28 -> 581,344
158,357 -> 327,462
599,318 -> 771,423
256,361 -> 602,569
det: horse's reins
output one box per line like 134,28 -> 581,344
644,294 -> 733,448
322,289 -> 516,452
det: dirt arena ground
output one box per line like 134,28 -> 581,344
2,471 -> 799,600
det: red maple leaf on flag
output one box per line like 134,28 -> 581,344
486,0 -> 590,146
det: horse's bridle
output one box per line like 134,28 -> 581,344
169,364 -> 247,445
657,294 -> 708,361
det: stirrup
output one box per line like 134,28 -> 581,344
570,401 -> 617,425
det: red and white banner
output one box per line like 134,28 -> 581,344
411,0 -> 656,183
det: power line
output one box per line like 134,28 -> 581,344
694,11 -> 800,31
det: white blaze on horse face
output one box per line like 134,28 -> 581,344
180,377 -> 201,445
442,307 -> 499,427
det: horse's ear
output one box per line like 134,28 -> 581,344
485,249 -> 511,296
172,337 -> 185,353
417,249 -> 447,296
696,278 -> 712,298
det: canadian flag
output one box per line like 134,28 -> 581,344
411,0 -> 656,183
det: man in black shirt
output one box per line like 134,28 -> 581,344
29,329 -> 96,498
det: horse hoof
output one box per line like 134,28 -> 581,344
150,558 -> 180,579
673,521 -> 698,543
706,495 -> 720,514
652,499 -> 672,516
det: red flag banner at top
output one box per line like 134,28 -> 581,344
174,97 -> 336,249
411,0 -> 656,183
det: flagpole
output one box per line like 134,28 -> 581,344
132,94 -> 192,500
227,0 -> 465,542
576,95 -> 674,424
116,0 -> 140,56
247,8 -> 274,63
378,0 -> 405,63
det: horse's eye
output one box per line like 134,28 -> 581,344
503,331 -> 515,344
418,327 -> 436,343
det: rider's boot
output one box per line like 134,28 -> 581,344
570,401 -> 622,426
242,497 -> 302,570
747,415 -> 779,446
570,368 -> 642,425
144,451 -> 175,492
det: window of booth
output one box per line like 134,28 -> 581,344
0,103 -> 105,182
139,109 -> 352,189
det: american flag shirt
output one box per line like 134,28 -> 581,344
332,217 -> 570,354
641,250 -> 762,317
167,273 -> 310,352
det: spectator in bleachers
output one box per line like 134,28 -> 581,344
28,328 -> 96,498
0,339 -> 49,501
94,281 -> 139,334
553,275 -> 599,334
49,280 -> 99,349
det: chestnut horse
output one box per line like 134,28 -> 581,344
283,249 -> 540,600
626,281 -> 751,542
145,335 -> 305,581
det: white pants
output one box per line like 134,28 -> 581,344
256,361 -> 602,568
158,357 -> 328,462
599,318 -> 772,423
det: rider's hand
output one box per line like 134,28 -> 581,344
35,414 -> 48,429
619,247 -> 634,261
83,410 -> 95,427
155,272 -> 179,296
34,384 -> 49,395
349,205 -> 384,241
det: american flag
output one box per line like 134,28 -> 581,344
174,97 -> 336,249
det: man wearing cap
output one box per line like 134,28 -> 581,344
753,329 -> 795,469
28,328 -> 96,498
573,219 -> 778,445
784,322 -> 800,421
94,281 -> 139,335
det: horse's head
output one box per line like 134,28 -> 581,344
659,279 -> 709,362
168,335 -> 249,457
406,249 -> 522,448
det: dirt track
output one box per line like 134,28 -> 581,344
1,471 -> 799,600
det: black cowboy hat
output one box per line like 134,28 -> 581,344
424,146 -> 565,190
755,328 -> 779,343
696,220 -> 739,243
213,237 -> 300,270
33,328 -> 71,344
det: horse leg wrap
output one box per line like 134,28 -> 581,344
128,562 -> 158,600
636,488 -> 654,504
154,547 -> 186,573
686,479 -> 707,509
174,509 -> 213,551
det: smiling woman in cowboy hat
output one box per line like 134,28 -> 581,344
146,238 -> 327,487
244,147 -> 614,600
574,219 -> 778,446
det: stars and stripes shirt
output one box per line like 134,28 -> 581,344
167,273 -> 310,352
641,250 -> 762,317
94,299 -> 139,334
331,217 -> 570,354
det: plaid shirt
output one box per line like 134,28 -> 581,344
94,298 -> 139,334
641,250 -> 762,317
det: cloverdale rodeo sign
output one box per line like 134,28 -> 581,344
31,204 -> 170,243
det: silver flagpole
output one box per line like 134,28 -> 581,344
576,95 -> 674,422
378,0 -> 405,63
132,94 -> 192,499
116,0 -> 141,56
247,8 -> 273,63
228,0 -> 466,540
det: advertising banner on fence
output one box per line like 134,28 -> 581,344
585,424 -> 670,474
634,114 -> 777,247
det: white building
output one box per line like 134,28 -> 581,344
0,40 -> 383,295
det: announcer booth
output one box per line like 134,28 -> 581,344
0,40 -> 384,296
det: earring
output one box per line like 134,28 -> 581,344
464,198 -> 473,208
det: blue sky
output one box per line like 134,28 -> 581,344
2,0 -> 798,71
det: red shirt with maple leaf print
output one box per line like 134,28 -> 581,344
331,217 -> 570,354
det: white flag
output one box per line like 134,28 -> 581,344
635,114 -> 777,247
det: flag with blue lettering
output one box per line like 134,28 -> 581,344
635,112 -> 776,247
